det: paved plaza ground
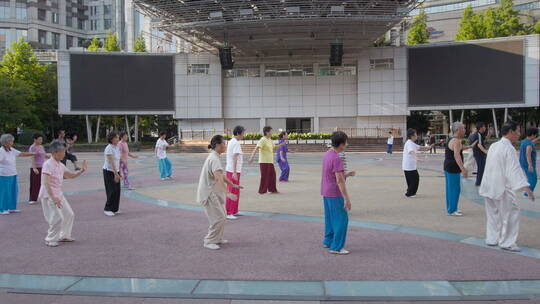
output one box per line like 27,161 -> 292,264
1,150 -> 540,302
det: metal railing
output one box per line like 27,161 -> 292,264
179,127 -> 401,140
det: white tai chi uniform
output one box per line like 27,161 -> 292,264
39,158 -> 74,243
479,137 -> 529,248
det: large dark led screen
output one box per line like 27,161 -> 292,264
70,54 -> 174,110
408,40 -> 524,106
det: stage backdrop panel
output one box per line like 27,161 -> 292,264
70,53 -> 174,111
408,40 -> 524,106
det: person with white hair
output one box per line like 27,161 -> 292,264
480,120 -> 535,252
444,122 -> 474,217
39,140 -> 87,247
0,134 -> 35,215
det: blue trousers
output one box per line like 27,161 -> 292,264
387,144 -> 393,154
522,167 -> 537,192
278,160 -> 289,181
444,171 -> 461,214
158,158 -> 173,179
323,197 -> 349,251
0,175 -> 18,212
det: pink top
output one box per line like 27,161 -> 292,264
29,144 -> 46,168
320,149 -> 345,197
118,141 -> 129,163
39,158 -> 69,199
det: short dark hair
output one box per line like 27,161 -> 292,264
208,135 -> 224,150
279,131 -> 287,139
263,126 -> 272,136
107,132 -> 119,144
501,120 -> 519,136
406,128 -> 417,139
159,131 -> 167,137
119,131 -> 128,138
32,133 -> 43,140
233,126 -> 245,136
389,131 -> 392,134
476,122 -> 485,129
331,131 -> 348,148
526,127 -> 539,137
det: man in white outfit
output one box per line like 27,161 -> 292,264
479,120 -> 535,252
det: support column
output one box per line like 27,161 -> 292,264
95,115 -> 101,142
125,115 -> 131,142
492,108 -> 499,138
313,116 -> 320,133
460,109 -> 464,123
259,117 -> 266,132
449,110 -> 453,133
504,108 -> 508,122
85,115 -> 93,143
134,115 -> 139,142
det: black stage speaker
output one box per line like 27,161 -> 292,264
329,43 -> 343,66
219,47 -> 234,70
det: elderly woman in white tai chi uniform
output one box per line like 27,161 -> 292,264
479,120 -> 535,252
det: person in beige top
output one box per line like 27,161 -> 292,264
197,135 -> 243,250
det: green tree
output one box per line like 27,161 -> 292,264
87,37 -> 101,51
533,20 -> 540,34
0,74 -> 35,133
0,39 -> 46,92
456,6 -> 485,41
134,34 -> 147,52
483,8 -> 501,38
104,31 -> 121,52
407,11 -> 429,45
497,0 -> 525,36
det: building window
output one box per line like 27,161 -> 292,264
290,64 -> 314,76
78,37 -> 85,47
66,15 -> 73,27
78,19 -> 85,30
52,32 -> 60,49
103,4 -> 111,15
0,28 -> 7,50
0,1 -> 9,19
38,30 -> 47,45
187,64 -> 209,75
104,19 -> 111,30
224,65 -> 260,78
51,12 -> 59,24
90,19 -> 98,30
265,65 -> 290,77
38,8 -> 46,21
90,6 -> 97,16
15,29 -> 27,41
319,64 -> 357,76
66,35 -> 73,49
369,58 -> 394,70
15,2 -> 27,20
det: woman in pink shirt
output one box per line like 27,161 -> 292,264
118,132 -> 138,190
29,133 -> 49,204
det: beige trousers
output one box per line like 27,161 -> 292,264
40,195 -> 75,243
202,191 -> 226,245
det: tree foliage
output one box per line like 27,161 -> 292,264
104,31 -> 121,52
456,0 -> 536,41
407,11 -> 429,45
87,37 -> 101,52
134,34 -> 147,52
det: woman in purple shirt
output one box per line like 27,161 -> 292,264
29,133 -> 48,204
321,131 -> 355,255
276,131 -> 290,182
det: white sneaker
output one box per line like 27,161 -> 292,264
160,178 -> 166,181
0,211 -> 10,215
8,209 -> 20,213
501,245 -> 521,252
46,241 -> 59,247
448,211 -> 463,217
28,201 -> 37,205
329,249 -> 350,255
226,215 -> 238,220
115,211 -> 121,214
219,240 -> 229,244
104,211 -> 115,216
204,243 -> 220,250
59,237 -> 75,242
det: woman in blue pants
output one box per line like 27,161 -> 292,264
277,132 -> 290,182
